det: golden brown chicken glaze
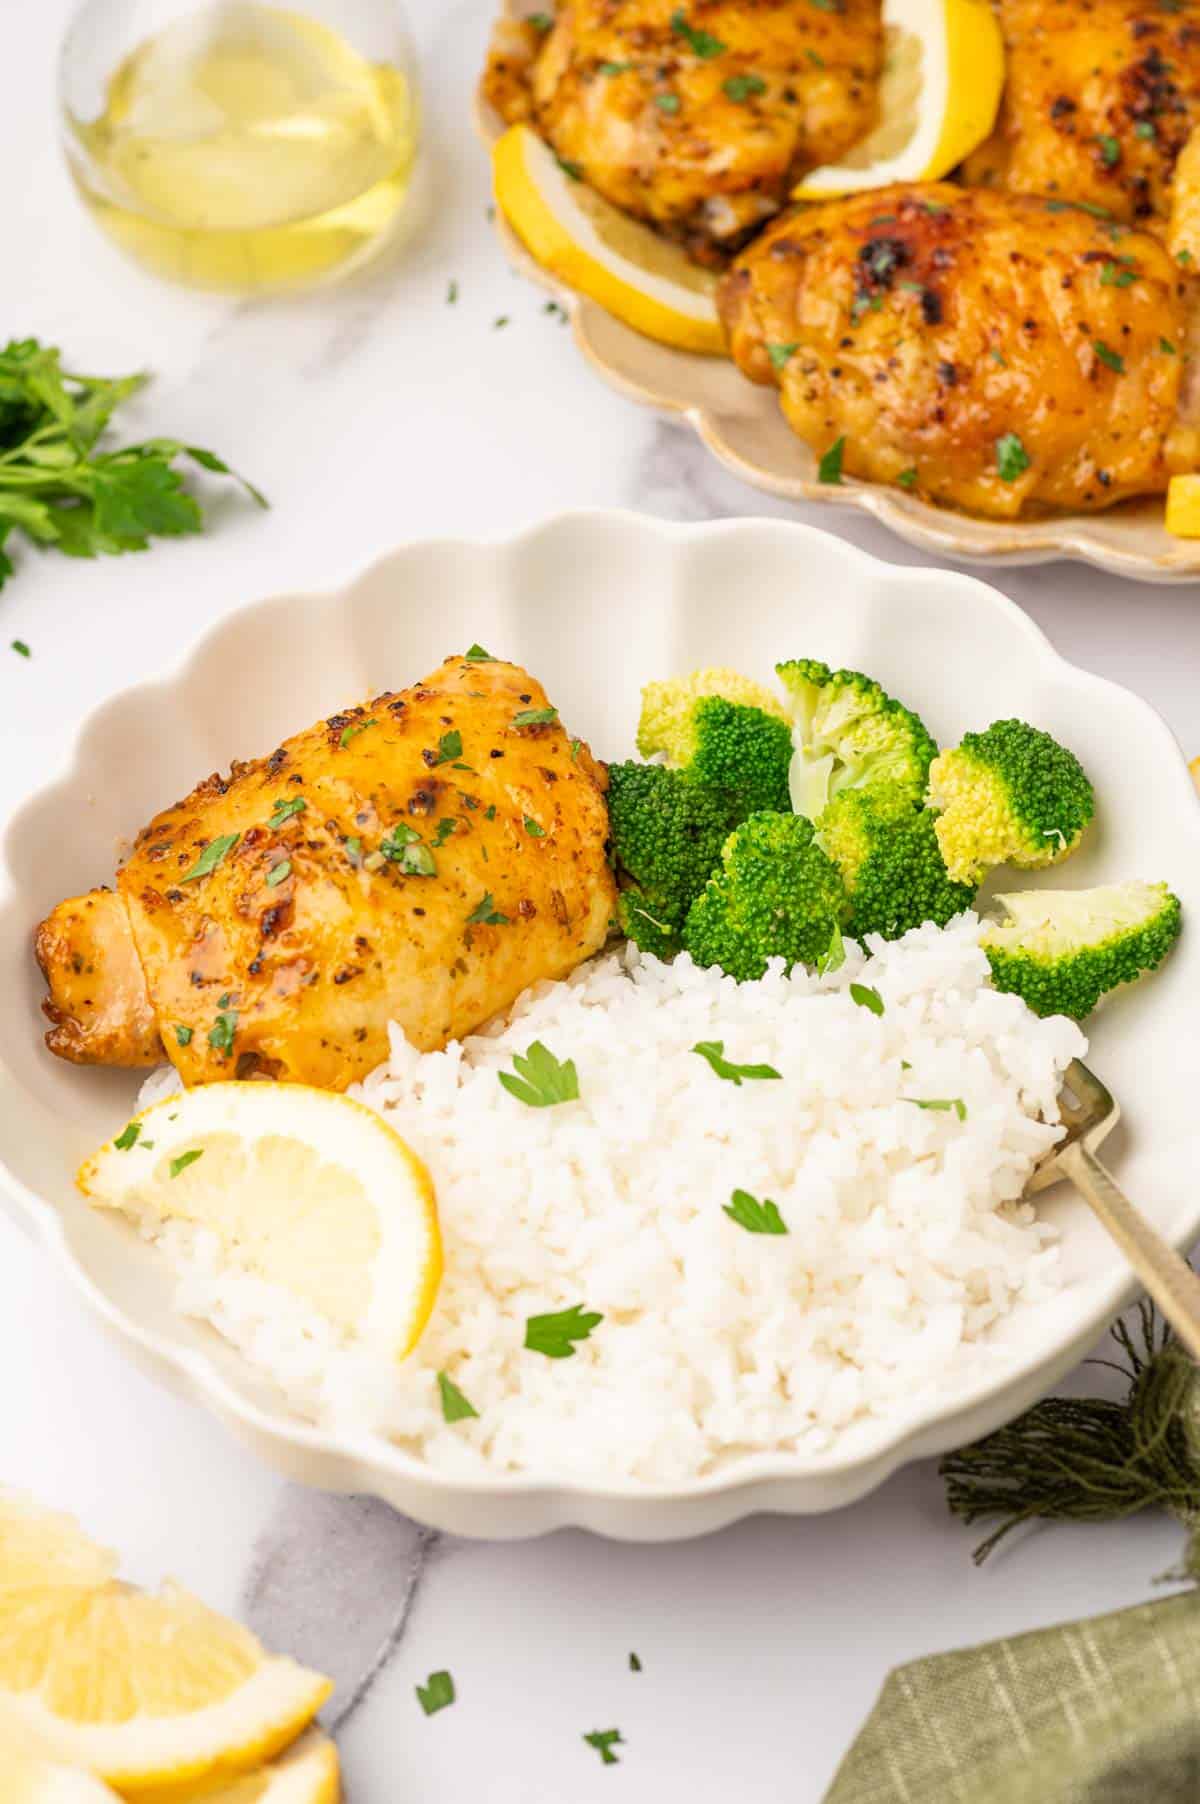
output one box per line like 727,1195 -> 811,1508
964,0 -> 1200,226
482,1 -> 882,261
36,658 -> 617,1092
718,182 -> 1200,518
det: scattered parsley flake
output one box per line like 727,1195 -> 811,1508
995,432 -> 1031,482
446,279 -> 458,304
344,835 -> 363,865
265,858 -> 291,887
570,738 -> 582,760
512,705 -> 558,728
436,729 -> 463,764
174,1024 -> 193,1047
267,796 -> 307,828
484,804 -> 497,821
499,1040 -> 579,1108
523,816 -> 546,837
169,1149 -> 204,1178
671,9 -> 726,56
528,10 -> 553,29
1161,336 -> 1178,354
1093,340 -> 1125,372
599,58 -> 633,74
416,1671 -> 456,1716
1097,133 -> 1121,167
555,154 -> 584,181
724,1189 -> 788,1235
1099,260 -> 1138,287
430,818 -> 456,849
723,72 -> 767,101
850,982 -> 885,1016
340,718 -> 375,748
467,891 -> 509,924
1136,120 -> 1157,139
437,1372 -> 478,1423
208,1009 -> 237,1056
817,921 -> 845,975
768,341 -> 799,371
908,1097 -> 968,1120
1179,249 -> 1194,266
181,832 -> 238,882
464,643 -> 494,662
692,1040 -> 781,1085
629,1652 -> 643,1672
114,1121 -> 141,1151
818,436 -> 845,484
526,1301 -> 602,1357
807,47 -> 826,66
897,467 -> 918,489
493,314 -> 510,330
584,1729 -> 624,1766
10,639 -> 30,658
654,92 -> 681,114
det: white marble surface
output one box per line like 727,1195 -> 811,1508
3,2 -> 1200,1797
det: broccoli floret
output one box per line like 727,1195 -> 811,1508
637,669 -> 793,812
928,720 -> 1095,886
607,761 -> 749,956
816,785 -> 977,941
981,881 -> 1182,1019
776,657 -> 937,819
682,811 -> 847,981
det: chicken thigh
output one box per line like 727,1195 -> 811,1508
718,182 -> 1200,518
482,1 -> 882,261
37,657 -> 617,1092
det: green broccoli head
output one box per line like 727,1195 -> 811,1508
776,657 -> 938,820
928,720 -> 1095,886
981,880 -> 1182,1019
682,811 -> 847,981
636,669 -> 793,812
607,760 -> 748,956
816,785 -> 977,941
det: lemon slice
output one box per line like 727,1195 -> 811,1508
1,1747 -> 121,1804
1166,474 -> 1200,538
0,1492 -> 117,1594
492,123 -> 725,356
794,0 -> 1004,198
136,1732 -> 340,1803
79,1084 -> 442,1367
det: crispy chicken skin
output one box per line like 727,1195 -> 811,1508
718,182 -> 1200,518
36,658 -> 617,1092
482,1 -> 882,261
964,0 -> 1200,226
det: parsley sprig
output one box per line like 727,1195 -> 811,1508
0,338 -> 265,592
692,1041 -> 781,1085
498,1041 -> 579,1107
724,1189 -> 788,1235
525,1302 -> 603,1358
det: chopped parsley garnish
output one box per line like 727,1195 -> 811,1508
380,825 -> 436,876
467,891 -> 509,924
437,1372 -> 479,1423
499,1040 -> 579,1108
897,467 -> 918,489
555,155 -> 584,182
523,816 -> 545,837
446,279 -> 458,304
599,58 -> 633,74
267,796 -> 307,828
570,738 -> 581,760
436,729 -> 463,764
1136,119 -> 1157,139
339,718 -> 375,748
345,835 -> 363,864
1099,259 -> 1138,287
995,432 -> 1031,482
416,1671 -> 456,1716
181,832 -> 238,882
114,1121 -> 141,1151
768,342 -> 799,371
809,0 -> 841,10
629,1652 -> 643,1672
1096,133 -> 1121,167
692,1041 -> 781,1085
512,706 -> 558,728
818,436 -> 845,484
265,858 -> 291,887
723,72 -> 767,102
807,47 -> 826,66
908,1097 -> 968,1120
1161,336 -> 1178,354
493,314 -> 511,330
169,1149 -> 204,1178
430,818 -> 456,848
1093,340 -> 1125,373
671,9 -> 726,56
584,1729 -> 624,1766
817,921 -> 845,975
654,92 -> 682,114
174,1024 -> 193,1046
1179,249 -> 1194,266
208,1009 -> 237,1055
724,1188 -> 788,1235
484,804 -> 497,820
850,983 -> 885,1016
11,640 -> 30,658
464,643 -> 494,662
525,1302 -> 603,1358
528,11 -> 553,30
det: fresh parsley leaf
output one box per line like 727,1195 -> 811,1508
554,155 -> 584,181
208,1009 -> 237,1056
672,9 -> 726,55
430,818 -> 456,848
267,796 -> 307,828
818,436 -> 845,484
10,639 -> 30,657
265,858 -> 291,887
339,718 -> 375,748
995,432 -> 1031,482
174,1024 -> 193,1046
1179,249 -> 1194,266
467,891 -> 509,924
692,1041 -> 782,1085
344,835 -> 363,865
908,1097 -> 968,1120
849,983 -> 885,1016
654,92 -> 681,113
181,832 -> 238,882
416,1670 -> 456,1715
1136,119 -> 1157,139
499,1040 -> 578,1107
817,921 -> 845,976
446,278 -> 458,304
523,816 -> 546,836
437,1372 -> 479,1423
389,836 -> 437,876
629,1652 -> 643,1672
1161,336 -> 1178,354
512,706 -> 558,728
114,1121 -> 141,1151
1099,260 -> 1138,287
525,1302 -> 603,1358
484,804 -> 497,820
436,729 -> 463,764
1093,340 -> 1125,373
493,314 -> 511,329
896,465 -> 920,491
570,738 -> 581,760
768,342 -> 799,371
584,1729 -> 624,1766
1097,133 -> 1121,167
169,1149 -> 204,1178
599,58 -> 633,73
464,643 -> 494,661
724,71 -> 768,101
724,1188 -> 788,1235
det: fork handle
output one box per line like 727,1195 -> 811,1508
1060,1139 -> 1200,1362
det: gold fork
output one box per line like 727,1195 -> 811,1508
1026,1060 -> 1200,1361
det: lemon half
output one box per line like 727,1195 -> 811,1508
794,0 -> 1004,198
79,1083 -> 442,1367
1167,474 -> 1200,538
492,123 -> 726,355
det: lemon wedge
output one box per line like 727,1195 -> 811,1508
1,1748 -> 122,1804
1166,474 -> 1200,538
492,123 -> 726,355
79,1083 -> 442,1368
135,1732 -> 340,1803
0,1491 -> 118,1594
794,0 -> 1004,198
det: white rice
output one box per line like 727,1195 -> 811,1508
138,915 -> 1086,1483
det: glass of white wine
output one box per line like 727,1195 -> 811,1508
59,0 -> 421,292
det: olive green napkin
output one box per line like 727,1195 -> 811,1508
823,1589 -> 1200,1804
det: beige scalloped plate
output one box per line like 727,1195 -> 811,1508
476,19 -> 1200,583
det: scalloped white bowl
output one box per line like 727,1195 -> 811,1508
2,513 -> 1199,1540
